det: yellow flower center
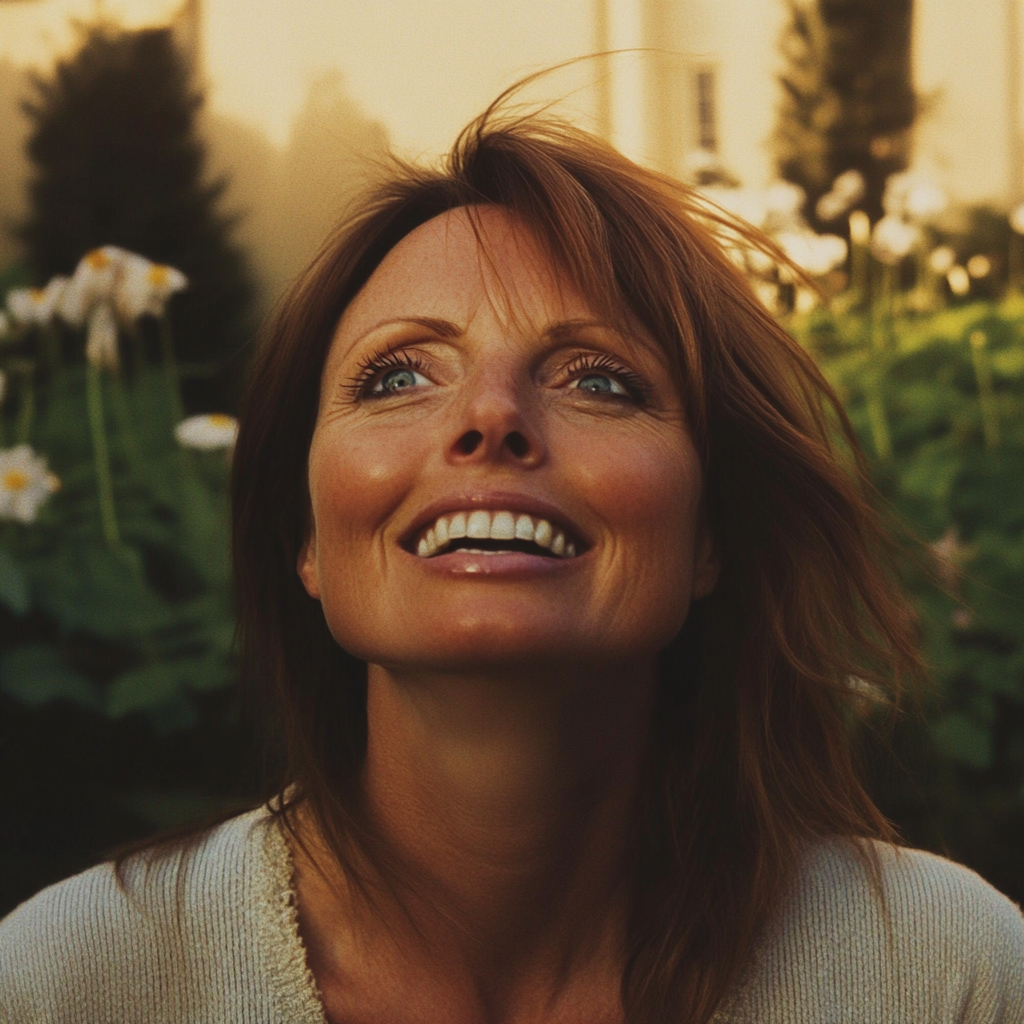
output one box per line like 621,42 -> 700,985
30,288 -> 45,303
148,264 -> 170,286
3,469 -> 30,492
207,414 -> 235,428
86,249 -> 111,270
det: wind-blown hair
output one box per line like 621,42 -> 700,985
232,102 -> 922,1024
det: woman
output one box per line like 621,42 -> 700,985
2,105 -> 1022,1024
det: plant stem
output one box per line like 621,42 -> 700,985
15,369 -> 35,445
159,315 -> 184,423
865,390 -> 893,460
1010,234 -> 1024,294
86,363 -> 121,549
109,371 -> 145,479
968,330 -> 1001,449
848,212 -> 871,305
865,294 -> 893,460
36,324 -> 61,377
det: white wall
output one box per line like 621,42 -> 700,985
630,0 -> 1018,203
914,0 -> 1013,204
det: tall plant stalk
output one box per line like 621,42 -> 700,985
159,315 -> 184,423
864,259 -> 895,460
109,373 -> 145,479
15,369 -> 35,445
968,330 -> 1001,449
86,363 -> 121,549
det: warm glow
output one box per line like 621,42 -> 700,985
0,0 -> 592,154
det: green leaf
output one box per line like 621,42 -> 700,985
106,661 -> 191,717
0,645 -> 100,709
0,547 -> 29,615
106,654 -> 229,717
29,544 -> 170,639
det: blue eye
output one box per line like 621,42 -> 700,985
373,367 -> 431,394
573,373 -> 628,396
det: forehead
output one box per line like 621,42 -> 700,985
333,206 -> 591,347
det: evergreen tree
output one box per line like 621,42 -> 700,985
19,21 -> 254,403
774,0 -> 917,228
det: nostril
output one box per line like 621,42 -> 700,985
505,431 -> 530,458
456,430 -> 483,455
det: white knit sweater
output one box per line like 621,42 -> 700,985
1,806 -> 1022,1022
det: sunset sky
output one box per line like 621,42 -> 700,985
0,0 -> 594,153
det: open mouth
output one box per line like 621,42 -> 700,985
411,510 -> 582,559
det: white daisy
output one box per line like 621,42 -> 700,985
947,266 -> 971,296
815,170 -> 867,223
883,172 -> 947,222
85,301 -> 119,370
871,216 -> 920,264
58,247 -> 121,328
0,444 -> 60,523
57,247 -> 188,370
928,246 -> 956,275
115,253 -> 188,322
174,413 -> 239,451
7,276 -> 69,328
775,229 -> 848,276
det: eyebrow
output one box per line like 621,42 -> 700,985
353,315 -> 617,344
346,315 -> 660,365
543,318 -> 617,343
349,316 -> 463,346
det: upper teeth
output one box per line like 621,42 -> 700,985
416,511 -> 577,559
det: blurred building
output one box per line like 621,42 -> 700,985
594,0 -> 786,189
596,0 -> 1022,204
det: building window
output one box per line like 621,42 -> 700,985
695,68 -> 718,152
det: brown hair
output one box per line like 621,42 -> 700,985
232,101 -> 921,1023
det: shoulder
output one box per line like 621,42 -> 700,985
807,839 -> 1024,952
721,839 -> 1024,1023
0,807 -> 278,1023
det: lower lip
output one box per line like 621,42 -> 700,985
408,548 -> 582,577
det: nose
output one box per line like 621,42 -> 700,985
446,371 -> 545,468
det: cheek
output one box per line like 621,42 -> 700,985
563,428 -> 702,637
310,424 -> 420,531
565,426 -> 699,541
306,425 -> 422,620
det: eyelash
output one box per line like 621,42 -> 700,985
343,346 -> 652,403
563,353 -> 651,403
343,346 -> 429,400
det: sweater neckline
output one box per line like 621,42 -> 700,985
253,808 -> 330,1024
247,805 -> 738,1023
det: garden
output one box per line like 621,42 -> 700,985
0,9 -> 1022,916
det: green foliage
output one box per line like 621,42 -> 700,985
18,21 -> 254,397
775,0 -> 916,226
0,347 -> 234,732
793,297 -> 1024,896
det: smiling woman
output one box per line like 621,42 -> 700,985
2,101 -> 1023,1024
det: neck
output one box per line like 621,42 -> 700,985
296,658 -> 656,1021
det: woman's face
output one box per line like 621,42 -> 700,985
300,206 -> 717,673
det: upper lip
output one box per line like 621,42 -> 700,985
400,491 -> 590,552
